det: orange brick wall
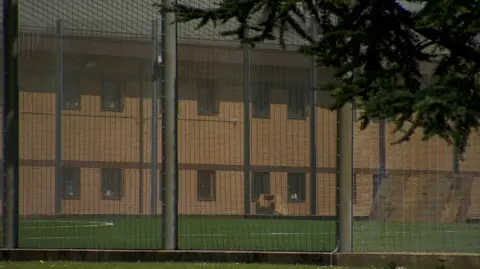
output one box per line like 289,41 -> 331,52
2,40 -> 480,218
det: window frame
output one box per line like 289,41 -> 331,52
251,172 -> 271,202
197,170 -> 216,201
62,76 -> 82,110
197,78 -> 219,116
100,78 -> 125,112
60,166 -> 81,200
287,85 -> 309,119
287,172 -> 307,203
252,82 -> 271,119
100,168 -> 125,200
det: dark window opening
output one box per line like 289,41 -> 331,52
252,82 -> 270,118
101,79 -> 124,112
251,172 -> 271,202
198,79 -> 219,115
62,77 -> 81,110
287,173 -> 306,203
288,85 -> 308,119
61,167 -> 81,200
197,170 -> 216,201
101,168 -> 125,200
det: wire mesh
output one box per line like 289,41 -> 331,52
12,0 -> 480,254
176,42 -> 246,250
173,0 -> 337,250
353,61 -> 480,252
17,0 -> 163,249
315,67 -> 339,251
0,12 -> 3,247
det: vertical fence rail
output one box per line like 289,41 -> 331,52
2,0 -> 20,249
0,0 -> 3,247
151,19 -> 159,216
144,20 -> 164,249
337,103 -> 353,252
308,7 -> 318,220
54,19 -> 63,216
243,38 -> 251,217
162,0 -> 178,249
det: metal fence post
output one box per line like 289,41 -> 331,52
308,8 -> 317,216
162,0 -> 178,249
378,119 -> 387,186
151,19 -> 159,216
337,103 -> 353,252
453,144 -> 459,174
139,68 -> 145,214
243,41 -> 251,215
55,19 -> 63,215
2,0 -> 19,249
338,0 -> 355,253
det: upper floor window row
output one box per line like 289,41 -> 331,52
58,77 -> 311,117
201,82 -> 311,119
60,77 -> 125,112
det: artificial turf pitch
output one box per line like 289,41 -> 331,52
2,216 -> 480,252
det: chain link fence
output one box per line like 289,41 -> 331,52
353,64 -> 480,252
9,0 -> 337,251
2,0 -> 479,253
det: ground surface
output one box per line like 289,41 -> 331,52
2,216 -> 480,252
0,262 -> 364,269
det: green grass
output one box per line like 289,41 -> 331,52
0,262 -> 365,269
3,216 -> 480,252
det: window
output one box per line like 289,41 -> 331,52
252,82 -> 270,118
251,172 -> 270,202
197,170 -> 216,201
287,173 -> 306,203
62,77 -> 81,110
101,79 -> 124,112
61,167 -> 81,200
288,85 -> 308,119
197,79 -> 219,115
101,168 -> 124,200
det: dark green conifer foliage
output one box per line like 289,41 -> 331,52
156,0 -> 480,157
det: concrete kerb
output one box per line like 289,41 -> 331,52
1,250 -> 480,269
0,249 -> 333,265
334,252 -> 480,269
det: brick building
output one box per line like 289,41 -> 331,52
4,0 -> 480,219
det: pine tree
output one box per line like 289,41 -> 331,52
157,0 -> 480,157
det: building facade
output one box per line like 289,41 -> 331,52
3,32 -> 479,219
1,0 -> 480,220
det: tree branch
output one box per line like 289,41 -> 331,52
392,1 -> 480,62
